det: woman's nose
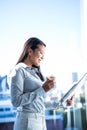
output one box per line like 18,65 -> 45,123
41,55 -> 44,60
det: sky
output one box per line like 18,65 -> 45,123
0,0 -> 87,91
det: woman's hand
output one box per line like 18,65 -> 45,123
66,94 -> 75,106
42,76 -> 56,92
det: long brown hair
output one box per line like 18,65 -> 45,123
16,37 -> 46,65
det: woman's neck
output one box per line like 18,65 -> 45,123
23,59 -> 32,68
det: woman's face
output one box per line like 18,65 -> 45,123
29,44 -> 45,66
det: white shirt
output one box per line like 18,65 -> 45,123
9,63 -> 59,113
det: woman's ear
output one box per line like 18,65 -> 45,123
28,48 -> 33,56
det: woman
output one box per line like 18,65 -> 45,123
9,37 -> 73,130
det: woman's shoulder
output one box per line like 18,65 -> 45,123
7,63 -> 27,87
9,63 -> 28,76
12,62 -> 29,71
16,62 -> 27,69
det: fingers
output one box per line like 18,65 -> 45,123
67,94 -> 75,106
47,80 -> 55,88
70,94 -> 75,100
42,78 -> 55,92
67,99 -> 73,106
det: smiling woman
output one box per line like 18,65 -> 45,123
9,37 -> 56,130
8,37 -> 74,130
